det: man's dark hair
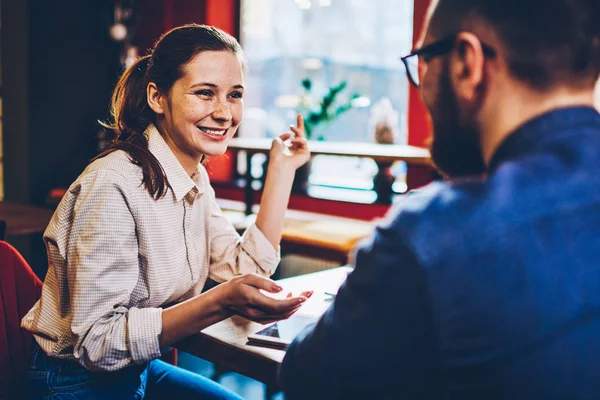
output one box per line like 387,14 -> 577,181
429,0 -> 600,90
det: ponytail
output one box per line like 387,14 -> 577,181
96,55 -> 170,200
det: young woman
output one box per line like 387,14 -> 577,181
22,24 -> 311,399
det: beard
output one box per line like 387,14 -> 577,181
428,61 -> 486,179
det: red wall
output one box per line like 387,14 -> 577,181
405,0 -> 434,191
408,0 -> 433,148
206,0 -> 239,36
133,0 -> 207,53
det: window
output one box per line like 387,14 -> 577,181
240,0 -> 414,202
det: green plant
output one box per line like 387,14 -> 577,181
299,78 -> 360,140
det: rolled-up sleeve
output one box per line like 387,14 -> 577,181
65,169 -> 162,371
207,188 -> 280,282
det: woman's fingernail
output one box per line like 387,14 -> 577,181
298,297 -> 306,303
273,285 -> 283,292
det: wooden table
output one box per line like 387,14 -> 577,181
0,202 -> 54,237
280,216 -> 372,264
177,266 -> 353,388
218,199 -> 373,265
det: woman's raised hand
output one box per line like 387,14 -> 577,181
214,273 -> 313,323
269,114 -> 311,171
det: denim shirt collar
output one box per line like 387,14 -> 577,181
488,106 -> 600,172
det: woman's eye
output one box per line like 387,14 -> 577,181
230,91 -> 243,99
195,90 -> 212,97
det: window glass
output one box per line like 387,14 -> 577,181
240,0 -> 414,199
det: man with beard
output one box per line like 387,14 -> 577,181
279,0 -> 600,398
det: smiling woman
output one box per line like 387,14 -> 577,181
146,50 -> 245,171
21,24 -> 312,400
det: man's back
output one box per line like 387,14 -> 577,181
410,107 -> 600,398
280,108 -> 600,399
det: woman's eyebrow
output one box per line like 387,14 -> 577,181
190,82 -> 245,90
190,82 -> 217,89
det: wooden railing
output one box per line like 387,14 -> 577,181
225,138 -> 434,215
227,138 -> 431,164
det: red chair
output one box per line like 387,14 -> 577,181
0,240 -> 43,400
0,239 -> 177,400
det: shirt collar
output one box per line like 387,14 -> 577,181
488,106 -> 600,172
145,124 -> 205,201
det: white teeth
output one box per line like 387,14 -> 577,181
199,127 -> 227,136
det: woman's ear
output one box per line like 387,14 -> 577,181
147,82 -> 164,115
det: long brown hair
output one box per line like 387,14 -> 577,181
96,24 -> 246,199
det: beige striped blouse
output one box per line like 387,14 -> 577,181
22,124 -> 280,371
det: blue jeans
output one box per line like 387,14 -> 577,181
26,341 -> 243,400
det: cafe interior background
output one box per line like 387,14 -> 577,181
2,0 -> 600,398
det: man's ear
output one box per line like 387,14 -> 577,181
147,82 -> 165,115
450,31 -> 486,103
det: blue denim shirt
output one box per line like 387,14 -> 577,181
280,107 -> 600,399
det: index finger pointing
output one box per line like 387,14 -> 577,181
295,114 -> 305,136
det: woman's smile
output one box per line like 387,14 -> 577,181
197,125 -> 229,141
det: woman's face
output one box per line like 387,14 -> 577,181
153,50 -> 244,170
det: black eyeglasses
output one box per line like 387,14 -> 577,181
401,34 -> 496,88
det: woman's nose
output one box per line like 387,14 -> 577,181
212,98 -> 232,121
